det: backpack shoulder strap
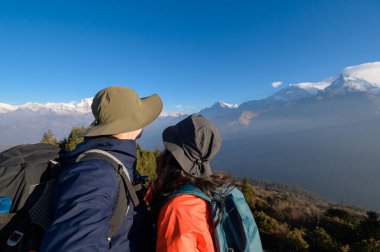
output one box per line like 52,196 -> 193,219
76,149 -> 140,206
75,149 -> 140,238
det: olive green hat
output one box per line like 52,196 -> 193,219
80,86 -> 163,137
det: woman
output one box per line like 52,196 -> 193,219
149,114 -> 232,252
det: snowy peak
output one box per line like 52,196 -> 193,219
0,98 -> 186,117
0,98 -> 93,114
0,103 -> 17,113
324,62 -> 380,95
269,86 -> 313,102
216,101 -> 239,109
198,101 -> 239,117
326,74 -> 380,95
272,61 -> 380,98
290,81 -> 331,95
343,62 -> 380,86
159,112 -> 188,117
270,79 -> 331,103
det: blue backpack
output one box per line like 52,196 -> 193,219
166,184 -> 263,252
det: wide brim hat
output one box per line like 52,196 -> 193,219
163,115 -> 221,178
80,86 -> 163,137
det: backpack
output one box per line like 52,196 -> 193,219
0,143 -> 146,252
165,184 -> 263,252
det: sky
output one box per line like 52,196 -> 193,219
1,0 -> 380,113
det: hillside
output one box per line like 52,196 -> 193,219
236,178 -> 380,252
133,141 -> 380,252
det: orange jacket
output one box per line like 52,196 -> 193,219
156,194 -> 215,252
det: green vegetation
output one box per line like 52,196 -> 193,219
41,129 -> 380,251
40,129 -> 59,146
237,178 -> 380,252
136,144 -> 160,181
60,127 -> 85,151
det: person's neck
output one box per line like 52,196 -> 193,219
113,129 -> 142,140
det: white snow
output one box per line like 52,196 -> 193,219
343,62 -> 380,86
0,99 -> 93,114
287,62 -> 380,95
0,103 -> 18,113
218,101 -> 239,109
291,82 -> 331,91
159,112 -> 187,117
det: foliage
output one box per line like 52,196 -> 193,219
135,144 -> 159,182
307,226 -> 338,252
240,178 -> 380,252
238,177 -> 255,208
255,211 -> 309,251
319,210 -> 359,245
40,129 -> 59,146
359,211 -> 380,241
351,238 -> 380,252
60,127 -> 85,151
326,208 -> 354,222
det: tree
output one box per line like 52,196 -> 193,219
63,127 -> 85,151
40,129 -> 59,146
320,209 -> 359,245
359,211 -> 380,240
239,177 -> 255,209
307,226 -> 338,252
285,228 -> 309,252
325,208 -> 354,223
136,144 -> 159,182
352,238 -> 380,252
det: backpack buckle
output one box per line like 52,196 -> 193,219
7,230 -> 24,247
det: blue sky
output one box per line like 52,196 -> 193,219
1,0 -> 380,112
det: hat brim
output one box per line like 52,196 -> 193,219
79,94 -> 162,137
163,126 -> 194,172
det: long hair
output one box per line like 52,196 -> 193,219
150,150 -> 233,223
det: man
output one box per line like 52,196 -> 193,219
41,86 -> 162,251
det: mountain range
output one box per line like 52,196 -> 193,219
1,61 -> 380,211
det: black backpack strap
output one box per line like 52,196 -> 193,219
76,149 -> 140,238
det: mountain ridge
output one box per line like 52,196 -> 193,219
1,61 -> 379,116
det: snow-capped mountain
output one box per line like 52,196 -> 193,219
273,62 -> 380,100
324,62 -> 380,95
0,103 -> 17,113
317,62 -> 380,95
268,86 -> 314,102
198,101 -> 239,117
0,98 -> 185,117
0,98 -> 93,114
218,101 -> 239,109
343,62 -> 380,86
290,81 -> 331,95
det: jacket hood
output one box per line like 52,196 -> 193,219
62,136 -> 137,167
